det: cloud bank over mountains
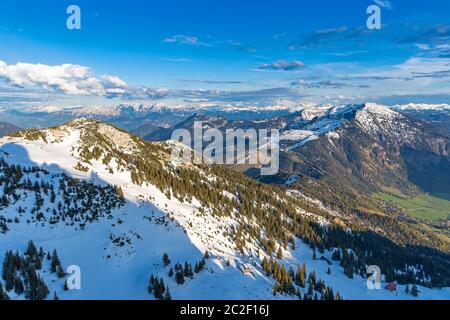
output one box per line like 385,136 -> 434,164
0,60 -> 128,96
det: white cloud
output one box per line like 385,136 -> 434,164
163,35 -> 209,46
258,60 -> 305,71
0,60 -> 128,96
343,57 -> 450,97
374,0 -> 393,10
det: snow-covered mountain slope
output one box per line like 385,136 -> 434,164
389,103 -> 450,136
278,103 -> 447,151
0,119 -> 449,300
262,104 -> 450,217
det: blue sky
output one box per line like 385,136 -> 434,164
0,0 -> 450,109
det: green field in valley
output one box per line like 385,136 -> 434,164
376,192 -> 450,221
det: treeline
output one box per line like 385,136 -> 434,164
0,158 -> 125,230
262,258 -> 342,300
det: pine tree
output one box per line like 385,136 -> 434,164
332,248 -> 342,262
38,247 -> 45,260
0,282 -> 10,300
56,265 -> 66,278
50,250 -> 61,273
323,286 -> 334,300
148,275 -> 155,294
13,276 -> 24,295
277,247 -> 283,259
154,278 -> 166,300
411,284 -> 419,297
183,262 -> 193,278
162,253 -> 171,267
164,287 -> 172,300
295,263 -> 306,288
34,256 -> 42,270
64,279 -> 69,291
175,271 -> 185,285
25,240 -> 37,258
308,271 -> 316,287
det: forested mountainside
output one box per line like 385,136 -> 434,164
146,103 -> 450,231
0,119 -> 448,300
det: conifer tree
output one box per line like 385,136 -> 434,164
13,276 -> 24,295
277,247 -> 283,260
25,240 -> 37,258
0,282 -> 10,300
175,271 -> 185,285
295,263 -> 306,288
56,265 -> 66,278
163,253 -> 171,267
64,279 -> 69,291
411,284 -> 419,297
164,287 -> 172,300
50,250 -> 61,273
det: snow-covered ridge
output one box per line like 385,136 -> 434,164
21,102 -> 308,117
281,103 -> 403,150
18,102 -> 450,121
392,103 -> 450,112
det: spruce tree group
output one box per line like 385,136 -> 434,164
0,241 -> 61,300
148,275 -> 172,300
0,158 -> 125,231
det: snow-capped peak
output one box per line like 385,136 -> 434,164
391,103 -> 450,112
363,102 -> 399,115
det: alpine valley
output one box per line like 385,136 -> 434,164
0,103 -> 449,300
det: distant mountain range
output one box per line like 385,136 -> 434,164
0,122 -> 21,137
391,103 -> 450,136
0,103 -> 300,132
2,102 -> 449,133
